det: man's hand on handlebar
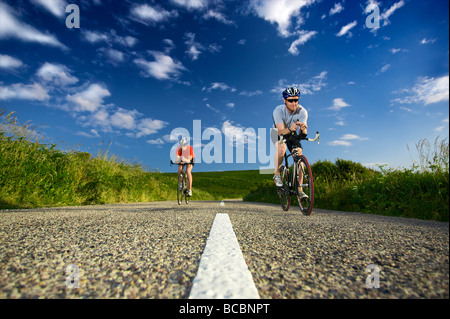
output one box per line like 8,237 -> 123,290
289,121 -> 307,133
298,122 -> 307,131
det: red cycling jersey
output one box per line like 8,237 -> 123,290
176,146 -> 195,159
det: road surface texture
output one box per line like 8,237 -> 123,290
0,200 -> 448,299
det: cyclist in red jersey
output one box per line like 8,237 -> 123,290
175,137 -> 195,196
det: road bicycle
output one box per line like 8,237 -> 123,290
171,160 -> 194,205
277,131 -> 320,215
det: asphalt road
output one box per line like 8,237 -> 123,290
0,200 -> 448,299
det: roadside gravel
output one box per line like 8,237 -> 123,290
0,200 -> 448,299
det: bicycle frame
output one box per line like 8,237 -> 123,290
278,131 -> 319,215
170,160 -> 194,205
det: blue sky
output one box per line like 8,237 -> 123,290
0,0 -> 448,173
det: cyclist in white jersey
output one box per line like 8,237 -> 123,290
271,87 -> 308,197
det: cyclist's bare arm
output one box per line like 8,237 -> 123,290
298,122 -> 307,135
275,122 -> 297,136
174,157 -> 194,165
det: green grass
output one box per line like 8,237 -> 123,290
244,159 -> 449,222
1,108 -> 448,222
0,109 -> 173,208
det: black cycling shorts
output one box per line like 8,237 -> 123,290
282,133 -> 302,153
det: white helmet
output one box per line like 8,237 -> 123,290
179,137 -> 188,146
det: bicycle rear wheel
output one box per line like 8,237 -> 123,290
278,165 -> 291,211
296,155 -> 314,216
177,173 -> 184,205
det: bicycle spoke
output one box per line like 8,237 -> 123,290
279,166 -> 291,211
296,156 -> 314,216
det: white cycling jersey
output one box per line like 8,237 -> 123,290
271,104 -> 308,144
272,104 -> 308,129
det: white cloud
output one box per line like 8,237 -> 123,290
420,38 -> 437,45
288,30 -> 317,55
240,90 -> 263,97
130,4 -> 178,24
82,30 -> 138,48
147,138 -> 165,145
340,134 -> 368,141
365,0 -> 405,31
117,35 -> 138,48
0,2 -> 66,49
31,0 -> 67,18
76,129 -> 100,138
390,48 -> 407,54
66,84 -> 111,112
74,98 -> 168,138
203,10 -> 233,25
36,62 -> 79,86
328,140 -> 352,147
184,32 -> 203,61
0,54 -> 23,69
328,134 -> 368,147
273,71 -> 327,96
249,0 -> 316,37
337,20 -> 357,37
110,108 -> 138,130
170,0 -> 208,11
208,43 -> 222,53
393,75 -> 449,106
329,3 -> 344,16
136,118 -> 168,138
183,33 -> 221,60
328,98 -> 350,111
436,118 -> 449,132
381,0 -> 405,26
204,82 -> 236,93
205,103 -> 219,113
103,48 -> 125,63
82,30 -> 109,44
134,52 -> 187,81
221,120 -> 257,148
379,64 -> 391,73
0,83 -> 49,101
163,39 -> 176,53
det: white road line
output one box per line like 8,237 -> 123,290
189,213 -> 260,299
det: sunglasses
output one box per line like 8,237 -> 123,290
286,99 -> 299,103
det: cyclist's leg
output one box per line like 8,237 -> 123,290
274,141 -> 287,175
295,147 -> 304,192
177,165 -> 183,186
186,164 -> 193,191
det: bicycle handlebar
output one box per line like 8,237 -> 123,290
170,160 -> 195,166
280,131 -> 320,145
306,131 -> 320,143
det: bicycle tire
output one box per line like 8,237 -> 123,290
185,180 -> 190,204
279,166 -> 291,211
296,155 -> 314,216
177,173 -> 184,205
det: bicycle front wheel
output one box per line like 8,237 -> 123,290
177,173 -> 184,205
296,155 -> 314,216
278,165 -> 291,211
